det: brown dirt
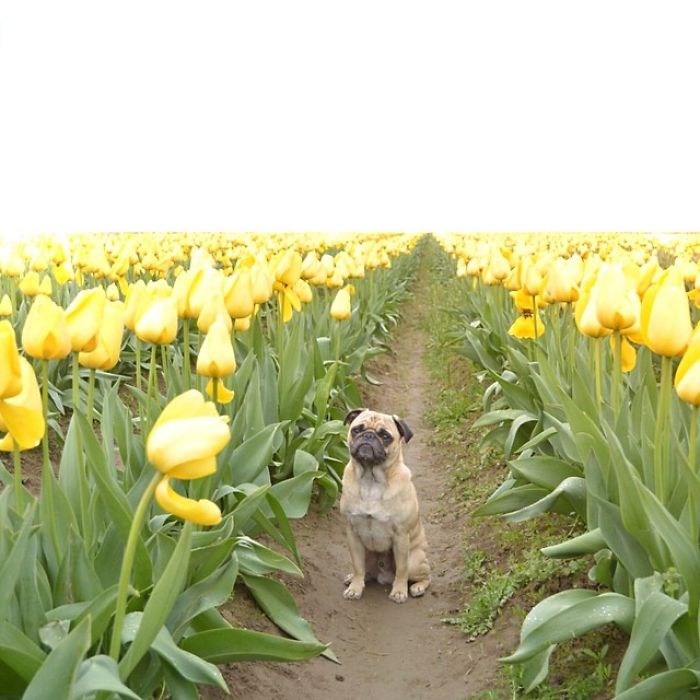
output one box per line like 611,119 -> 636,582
207,279 -> 520,700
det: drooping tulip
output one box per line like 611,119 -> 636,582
22,294 -> 71,360
147,390 -> 230,480
155,477 -> 222,526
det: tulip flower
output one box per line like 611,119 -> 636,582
330,288 -> 352,321
0,294 -> 11,316
508,312 -> 545,340
65,287 -> 106,352
546,260 -> 579,303
22,294 -> 71,360
197,292 -> 231,334
575,275 -> 612,339
110,390 -> 229,662
135,292 -> 178,345
18,271 -> 41,296
79,300 -> 125,371
594,265 -> 639,332
147,390 -> 230,481
0,356 -> 45,451
224,268 -> 255,319
676,335 -> 700,406
641,268 -> 692,357
0,321 -> 22,399
197,317 -> 236,404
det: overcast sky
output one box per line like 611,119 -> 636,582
1,0 -> 699,237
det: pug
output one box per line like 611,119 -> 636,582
339,408 -> 430,603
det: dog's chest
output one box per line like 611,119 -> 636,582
346,479 -> 396,551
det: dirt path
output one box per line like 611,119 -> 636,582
215,265 -> 519,699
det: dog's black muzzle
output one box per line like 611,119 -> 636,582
350,431 -> 387,466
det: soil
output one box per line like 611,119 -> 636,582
207,272 -> 521,700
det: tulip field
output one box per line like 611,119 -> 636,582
2,230 -> 700,699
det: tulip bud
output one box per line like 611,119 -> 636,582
641,269 -> 692,357
197,317 -> 236,378
224,269 -> 255,319
19,272 -> 41,297
330,288 -> 351,320
22,295 -> 71,360
0,356 -> 45,451
135,293 -> 178,345
594,265 -> 639,331
0,295 -> 11,317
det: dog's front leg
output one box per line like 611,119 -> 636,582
389,532 -> 410,603
343,525 -> 366,600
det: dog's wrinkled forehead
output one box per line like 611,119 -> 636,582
351,410 -> 398,437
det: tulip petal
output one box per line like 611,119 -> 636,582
155,477 -> 222,526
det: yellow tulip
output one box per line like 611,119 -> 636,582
0,321 -> 22,399
155,477 -> 222,526
675,335 -> 700,405
523,263 -> 543,297
330,288 -> 351,320
197,293 -> 231,333
52,263 -> 73,285
79,301 -> 125,370
641,268 -> 692,357
19,272 -> 41,297
123,280 -> 147,332
294,278 -> 313,304
0,295 -> 11,317
594,265 -> 639,332
147,390 -> 230,479
224,269 -> 255,319
135,293 -> 178,345
272,250 -> 302,288
22,294 -> 71,360
0,357 -> 45,451
508,312 -> 545,340
38,277 -> 52,296
65,288 -> 106,352
546,260 -> 579,303
250,261 -> 273,304
234,316 -> 251,332
575,275 -> 612,339
106,283 -> 120,301
197,317 -> 236,378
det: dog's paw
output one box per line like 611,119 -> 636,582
344,572 -> 353,585
343,581 -> 365,600
389,586 -> 408,604
410,580 -> 429,597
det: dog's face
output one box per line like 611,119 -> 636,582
344,409 -> 413,468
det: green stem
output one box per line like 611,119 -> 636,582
41,360 -> 50,473
147,343 -> 158,426
109,472 -> 162,661
135,337 -> 144,433
654,356 -> 673,503
593,338 -> 603,406
13,447 -> 23,512
567,303 -> 576,392
611,331 -> 621,415
688,405 -> 699,543
212,377 -> 219,405
160,344 -> 168,393
531,296 -> 539,341
72,352 -> 80,414
87,369 -> 96,424
182,320 -> 191,390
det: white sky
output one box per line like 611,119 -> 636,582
1,0 -> 699,237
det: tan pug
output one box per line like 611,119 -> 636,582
339,408 -> 430,603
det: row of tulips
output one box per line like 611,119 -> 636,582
436,233 -> 700,698
0,232 -> 420,698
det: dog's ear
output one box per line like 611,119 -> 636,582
392,415 -> 413,443
344,408 -> 365,425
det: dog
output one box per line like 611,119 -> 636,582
339,408 -> 430,603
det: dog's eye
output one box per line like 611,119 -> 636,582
351,425 -> 364,435
378,429 -> 392,442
